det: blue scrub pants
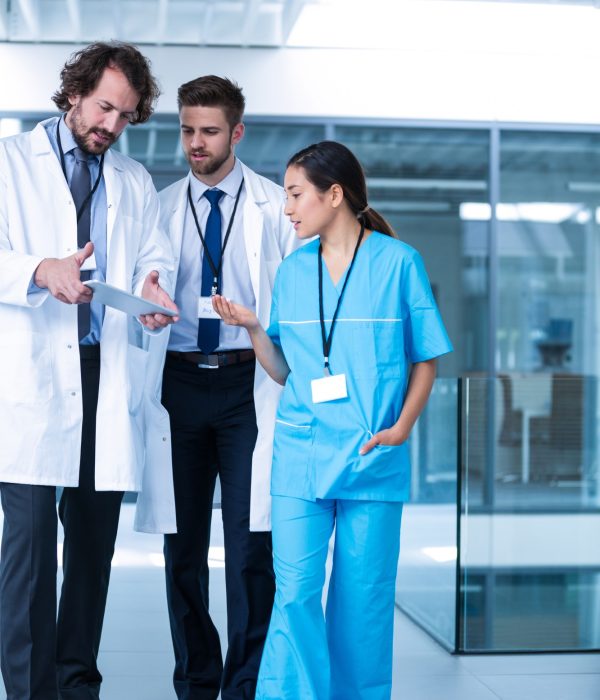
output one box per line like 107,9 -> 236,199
256,495 -> 403,700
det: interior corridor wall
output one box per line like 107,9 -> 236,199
2,43 -> 600,125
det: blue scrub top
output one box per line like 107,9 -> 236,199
267,231 -> 453,502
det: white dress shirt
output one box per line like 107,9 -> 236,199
168,158 -> 255,352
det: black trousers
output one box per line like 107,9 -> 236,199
162,355 -> 275,700
0,352 -> 123,700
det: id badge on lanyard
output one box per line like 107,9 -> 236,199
311,373 -> 348,404
188,179 -> 244,309
197,296 -> 220,319
311,223 -> 364,404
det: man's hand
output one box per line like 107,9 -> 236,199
33,242 -> 95,304
139,270 -> 179,330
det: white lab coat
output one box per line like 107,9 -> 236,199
134,162 -> 297,533
0,118 -> 174,491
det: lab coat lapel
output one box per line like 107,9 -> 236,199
103,150 -> 123,263
167,180 -> 189,282
31,122 -> 72,198
240,164 -> 266,308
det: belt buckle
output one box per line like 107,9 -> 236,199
197,354 -> 219,369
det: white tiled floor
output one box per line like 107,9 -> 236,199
1,503 -> 600,699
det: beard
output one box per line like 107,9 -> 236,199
68,103 -> 117,155
187,146 -> 232,178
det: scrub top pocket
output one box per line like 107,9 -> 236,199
350,320 -> 405,378
271,419 -> 314,497
346,439 -> 411,499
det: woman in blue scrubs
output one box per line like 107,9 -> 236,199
213,141 -> 452,700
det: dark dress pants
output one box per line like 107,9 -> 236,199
0,483 -> 58,700
56,350 -> 124,700
0,351 -> 122,700
162,355 -> 275,700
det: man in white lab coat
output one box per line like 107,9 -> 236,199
134,76 -> 296,700
0,42 -> 177,700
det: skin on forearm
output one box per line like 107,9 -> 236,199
247,324 -> 290,386
359,358 -> 437,454
392,358 -> 437,441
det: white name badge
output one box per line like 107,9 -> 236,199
80,252 -> 97,272
311,373 -> 348,404
197,296 -> 221,320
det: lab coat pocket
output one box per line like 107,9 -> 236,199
271,419 -> 313,496
0,332 -> 53,404
127,344 -> 149,416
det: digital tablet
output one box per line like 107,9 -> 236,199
84,280 -> 177,317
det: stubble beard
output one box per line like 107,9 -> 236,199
69,104 -> 117,155
188,147 -> 232,178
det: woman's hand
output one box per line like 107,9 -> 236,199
359,425 -> 408,455
360,359 -> 437,456
212,294 -> 290,385
212,294 -> 259,331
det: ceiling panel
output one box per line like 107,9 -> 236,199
2,0 -> 311,46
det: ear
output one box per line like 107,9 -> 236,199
67,94 -> 80,107
231,122 -> 245,147
330,183 -> 344,209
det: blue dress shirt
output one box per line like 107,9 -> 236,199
44,116 -> 107,345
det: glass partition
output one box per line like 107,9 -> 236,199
461,375 -> 600,652
395,378 -> 459,651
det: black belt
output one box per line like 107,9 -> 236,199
167,349 -> 255,369
79,344 -> 100,360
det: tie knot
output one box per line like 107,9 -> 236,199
204,188 -> 224,207
72,147 -> 89,165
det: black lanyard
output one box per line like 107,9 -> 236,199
318,222 -> 365,375
56,118 -> 104,224
187,179 -> 244,295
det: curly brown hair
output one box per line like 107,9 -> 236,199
51,41 -> 161,124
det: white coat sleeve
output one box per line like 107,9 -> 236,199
0,144 -> 48,308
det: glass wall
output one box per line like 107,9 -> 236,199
395,378 -> 459,651
462,375 -> 600,651
456,130 -> 600,652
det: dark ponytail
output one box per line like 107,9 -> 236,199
287,141 -> 396,238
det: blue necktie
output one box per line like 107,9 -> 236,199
70,147 -> 92,341
198,188 -> 224,353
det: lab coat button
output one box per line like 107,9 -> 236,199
70,392 -> 76,396
67,344 -> 72,349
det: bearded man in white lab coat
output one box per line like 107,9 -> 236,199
134,76 -> 297,700
0,42 -> 177,700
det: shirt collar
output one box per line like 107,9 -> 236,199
189,157 -> 243,203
